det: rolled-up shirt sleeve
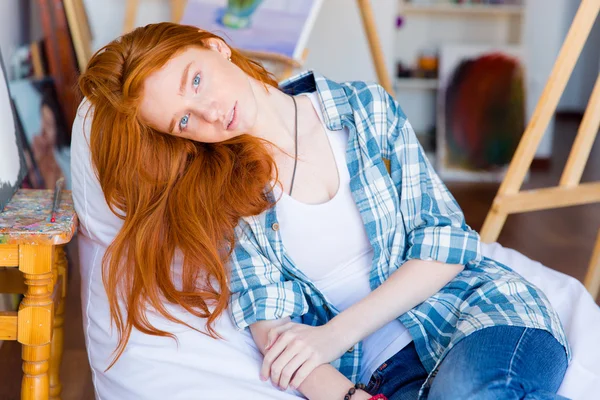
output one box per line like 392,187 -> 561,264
379,87 -> 482,267
228,223 -> 309,330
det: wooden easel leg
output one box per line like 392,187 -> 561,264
480,0 -> 600,242
356,0 -> 394,95
171,0 -> 188,23
496,0 -> 599,196
19,245 -> 54,400
123,0 -> 139,34
479,207 -> 508,244
560,73 -> 600,187
49,247 -> 67,400
584,230 -> 600,301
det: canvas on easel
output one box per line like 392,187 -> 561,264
0,51 -> 28,211
181,1 -> 323,60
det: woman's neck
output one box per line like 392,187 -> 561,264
248,79 -> 318,154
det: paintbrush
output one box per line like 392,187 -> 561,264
50,177 -> 65,223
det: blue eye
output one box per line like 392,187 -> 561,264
192,73 -> 201,89
179,114 -> 189,131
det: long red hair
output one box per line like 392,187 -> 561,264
78,22 -> 278,366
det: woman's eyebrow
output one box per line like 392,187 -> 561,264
167,61 -> 194,133
168,117 -> 176,133
179,62 -> 193,95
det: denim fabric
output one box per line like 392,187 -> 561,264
366,326 -> 568,400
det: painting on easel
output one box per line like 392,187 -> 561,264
437,44 -> 525,182
181,0 -> 323,62
0,51 -> 27,212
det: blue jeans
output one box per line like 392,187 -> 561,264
365,326 -> 568,400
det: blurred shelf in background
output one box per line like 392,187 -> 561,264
402,3 -> 524,17
395,77 -> 439,90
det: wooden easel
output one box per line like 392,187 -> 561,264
123,0 -> 393,93
480,0 -> 600,299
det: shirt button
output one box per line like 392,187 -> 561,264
271,222 -> 280,231
347,346 -> 355,353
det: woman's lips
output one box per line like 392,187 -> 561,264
227,102 -> 238,130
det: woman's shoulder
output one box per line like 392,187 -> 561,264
283,71 -> 391,109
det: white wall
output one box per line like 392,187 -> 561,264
84,0 -> 396,84
304,0 -> 396,84
85,0 -> 172,51
524,0 -> 599,155
522,0 -> 567,158
557,0 -> 600,113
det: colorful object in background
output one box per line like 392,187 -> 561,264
10,78 -> 71,190
221,0 -> 264,29
444,52 -> 524,171
416,49 -> 438,78
437,44 -> 525,181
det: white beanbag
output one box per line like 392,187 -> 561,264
72,102 -> 600,399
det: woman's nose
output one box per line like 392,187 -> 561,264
193,100 -> 221,124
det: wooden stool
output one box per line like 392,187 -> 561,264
0,189 -> 78,400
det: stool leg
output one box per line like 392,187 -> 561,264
48,300 -> 64,399
49,247 -> 67,400
22,343 -> 51,400
19,244 -> 54,400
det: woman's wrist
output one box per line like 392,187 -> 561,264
326,313 -> 364,355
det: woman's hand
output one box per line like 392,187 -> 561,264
260,321 -> 349,390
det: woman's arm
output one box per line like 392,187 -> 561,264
230,223 -> 372,399
261,259 -> 463,391
327,259 -> 463,355
251,319 -> 371,400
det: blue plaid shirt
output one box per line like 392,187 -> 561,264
228,71 -> 570,396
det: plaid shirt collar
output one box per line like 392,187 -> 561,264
279,70 -> 352,132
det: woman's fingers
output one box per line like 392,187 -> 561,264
275,350 -> 309,390
266,322 -> 293,350
261,329 -> 295,380
289,357 -> 320,390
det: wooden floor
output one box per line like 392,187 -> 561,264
0,114 -> 598,400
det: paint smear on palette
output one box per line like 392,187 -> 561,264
444,52 -> 525,171
0,189 -> 77,245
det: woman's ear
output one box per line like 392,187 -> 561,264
203,37 -> 232,60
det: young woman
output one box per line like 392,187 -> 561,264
79,22 -> 570,400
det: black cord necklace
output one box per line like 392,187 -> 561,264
289,95 -> 299,196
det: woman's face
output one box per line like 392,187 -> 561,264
139,40 -> 257,143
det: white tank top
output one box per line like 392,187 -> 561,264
275,92 -> 413,383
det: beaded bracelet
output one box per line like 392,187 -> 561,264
343,383 -> 367,400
